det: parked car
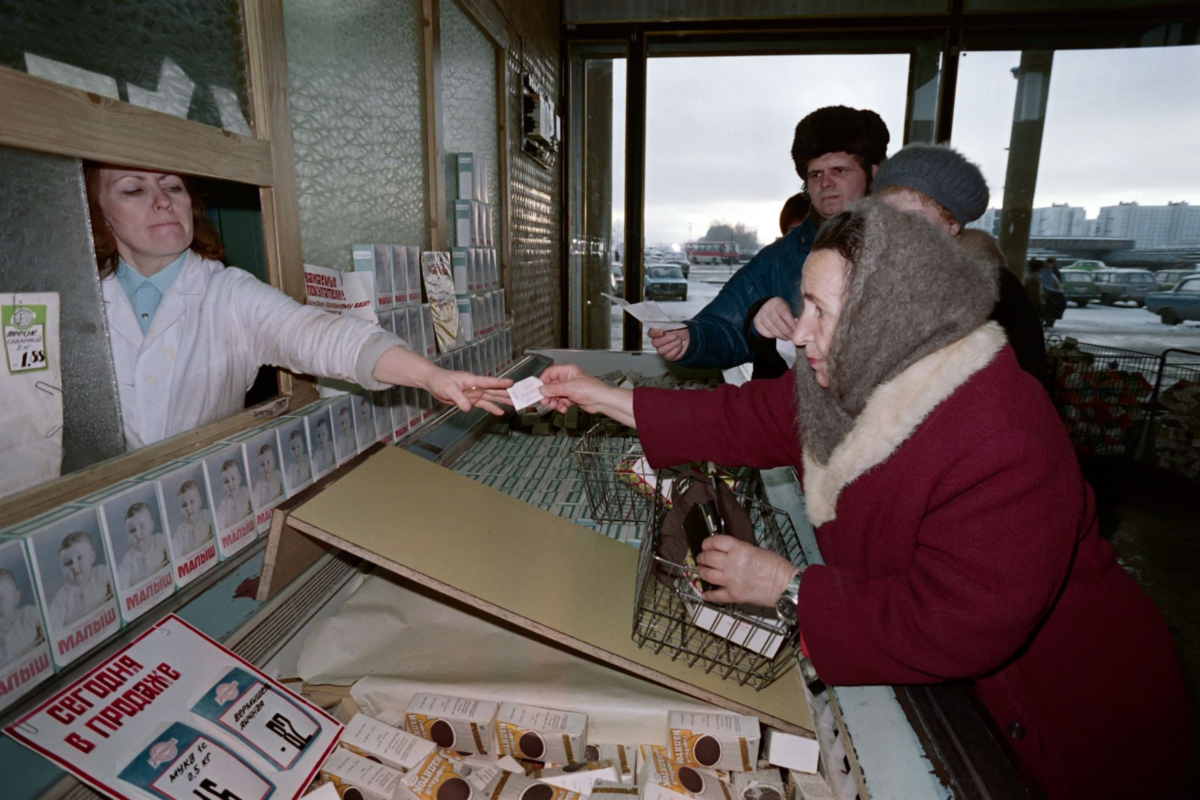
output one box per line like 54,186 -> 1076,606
1145,275 -> 1200,325
1154,268 -> 1198,291
659,258 -> 691,278
1059,270 -> 1100,307
612,264 -> 624,295
1064,259 -> 1108,272
644,264 -> 688,301
1092,268 -> 1159,306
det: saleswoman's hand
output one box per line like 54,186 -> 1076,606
696,535 -> 801,607
539,365 -> 636,428
427,369 -> 512,414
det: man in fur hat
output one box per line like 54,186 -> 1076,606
649,106 -> 889,377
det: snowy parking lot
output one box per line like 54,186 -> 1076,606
610,266 -> 1200,358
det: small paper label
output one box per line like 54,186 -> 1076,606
507,376 -> 545,410
3,304 -> 48,373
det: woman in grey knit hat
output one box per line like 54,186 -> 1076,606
872,143 -> 1049,389
528,199 -> 1191,799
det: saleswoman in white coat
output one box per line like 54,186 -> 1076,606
85,165 -> 511,450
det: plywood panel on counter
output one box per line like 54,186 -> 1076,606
285,446 -> 813,733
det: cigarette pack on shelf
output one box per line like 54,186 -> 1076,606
458,298 -> 474,343
97,481 -> 176,622
632,479 -> 806,689
390,385 -> 412,441
407,245 -> 424,305
421,304 -> 438,359
1046,338 -> 1158,457
391,244 -> 410,307
468,248 -> 481,292
455,200 -> 472,248
354,244 -> 393,313
452,247 -> 470,297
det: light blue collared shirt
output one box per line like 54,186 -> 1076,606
115,252 -> 188,334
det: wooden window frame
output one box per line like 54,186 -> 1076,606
0,0 -> 313,527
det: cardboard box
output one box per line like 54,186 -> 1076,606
483,772 -> 581,800
341,712 -> 437,773
455,200 -> 473,248
591,782 -> 639,798
408,246 -> 424,304
395,751 -> 476,800
668,711 -> 760,772
680,580 -> 785,658
494,702 -> 588,765
640,777 -> 730,800
97,481 -> 175,622
405,693 -> 498,755
0,538 -> 54,710
19,507 -> 121,669
203,444 -> 257,558
321,748 -> 404,800
788,771 -> 834,800
731,769 -> 787,800
583,744 -> 638,785
641,743 -> 731,800
761,727 -> 819,774
392,244 -> 410,307
154,461 -> 220,587
245,427 -> 286,533
352,244 -> 393,313
532,759 -> 621,793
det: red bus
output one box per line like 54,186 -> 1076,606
684,241 -> 740,265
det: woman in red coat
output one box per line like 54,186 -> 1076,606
534,200 -> 1191,798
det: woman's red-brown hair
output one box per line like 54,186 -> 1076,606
84,162 -> 226,278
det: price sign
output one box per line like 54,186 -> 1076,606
5,615 -> 341,800
192,668 -> 319,770
120,723 -> 275,800
3,304 -> 49,374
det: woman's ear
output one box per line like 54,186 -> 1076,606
949,220 -> 961,237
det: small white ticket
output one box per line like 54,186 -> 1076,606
507,376 -> 546,409
601,294 -> 687,331
776,339 -> 798,368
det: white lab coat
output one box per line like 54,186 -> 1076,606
101,253 -> 396,450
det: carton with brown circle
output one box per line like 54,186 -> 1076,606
341,712 -> 437,773
667,711 -> 760,773
584,744 -> 638,785
395,751 -> 477,800
731,769 -> 787,800
640,741 -> 732,800
590,781 -> 639,798
531,759 -> 620,793
320,748 -> 405,800
482,771 -> 582,800
405,693 -> 499,755
639,776 -> 730,800
494,703 -> 588,766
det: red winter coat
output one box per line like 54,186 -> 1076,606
635,324 -> 1191,798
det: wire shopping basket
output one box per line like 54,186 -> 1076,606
1045,338 -> 1159,457
572,420 -> 664,524
1149,349 -> 1200,480
631,477 -> 807,689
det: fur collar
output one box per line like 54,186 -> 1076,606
802,322 -> 1007,527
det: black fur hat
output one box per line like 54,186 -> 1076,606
791,106 -> 890,179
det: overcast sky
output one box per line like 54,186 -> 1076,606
611,45 -> 1200,251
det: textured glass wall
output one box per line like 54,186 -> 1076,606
440,0 -> 501,244
0,0 -> 251,134
284,0 -> 429,271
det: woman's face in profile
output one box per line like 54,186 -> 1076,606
95,168 -> 194,270
792,248 -> 849,388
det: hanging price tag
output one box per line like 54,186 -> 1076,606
3,303 -> 49,374
119,723 -> 275,800
191,668 -> 320,770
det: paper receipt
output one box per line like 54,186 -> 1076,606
507,376 -> 546,409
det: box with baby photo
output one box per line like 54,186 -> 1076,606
202,444 -> 257,559
304,404 -> 339,481
97,482 -> 175,623
0,539 -> 53,711
22,507 -> 120,669
275,417 -> 316,496
155,461 -> 220,587
351,391 -> 377,453
330,395 -> 359,466
245,428 -> 287,534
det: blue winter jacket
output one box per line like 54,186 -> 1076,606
677,217 -> 818,369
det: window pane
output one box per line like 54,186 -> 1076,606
0,0 -> 251,134
640,53 -> 909,350
284,0 -> 429,267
